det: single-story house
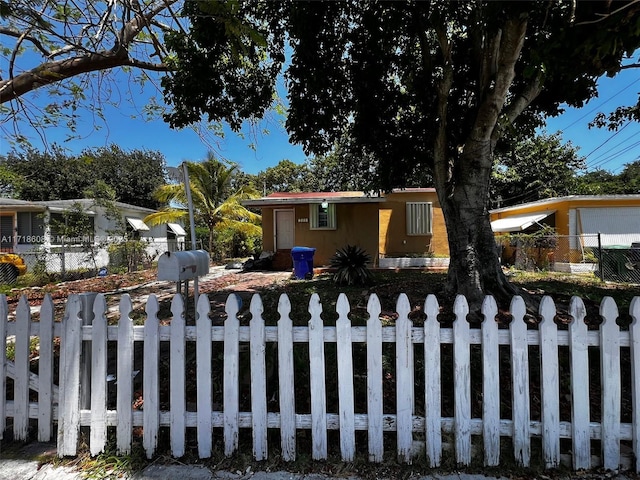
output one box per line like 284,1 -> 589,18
489,195 -> 640,273
0,198 -> 186,273
242,189 -> 449,269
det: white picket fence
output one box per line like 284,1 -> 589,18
1,291 -> 640,472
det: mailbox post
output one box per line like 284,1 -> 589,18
157,250 -> 210,319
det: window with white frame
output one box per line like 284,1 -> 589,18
406,202 -> 432,235
310,203 -> 336,230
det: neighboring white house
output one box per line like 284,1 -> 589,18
0,198 -> 186,273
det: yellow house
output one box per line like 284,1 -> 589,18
242,189 -> 449,269
490,195 -> 640,272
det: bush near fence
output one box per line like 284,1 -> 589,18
2,291 -> 640,472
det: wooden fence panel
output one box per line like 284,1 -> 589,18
250,294 -> 268,461
308,293 -> 327,460
3,290 -> 640,471
196,293 -> 213,459
143,295 -> 160,459
90,295 -> 108,455
366,294 -> 383,463
424,294 -> 441,467
223,294 -> 240,456
37,294 -> 54,442
481,296 -> 500,467
568,296 -> 590,470
277,294 -> 296,461
510,296 -> 531,467
336,293 -> 355,461
600,296 -> 621,471
170,295 -> 186,458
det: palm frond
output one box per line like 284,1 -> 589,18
143,208 -> 188,226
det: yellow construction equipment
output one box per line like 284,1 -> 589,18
0,253 -> 27,284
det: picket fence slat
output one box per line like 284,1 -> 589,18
424,294 -> 442,467
510,296 -> 531,467
143,295 -> 160,459
14,296 -> 31,441
170,294 -> 186,458
367,294 -> 383,463
3,291 -> 640,472
453,295 -> 471,466
90,294 -> 108,455
396,293 -> 413,464
37,295 -> 54,442
250,294 -> 268,461
223,294 -> 240,456
630,297 -> 640,474
568,296 -> 591,470
336,293 -> 356,462
540,296 -> 560,469
196,293 -> 213,459
481,296 -> 500,467
0,295 -> 6,439
600,297 -> 621,471
308,293 -> 327,460
277,294 -> 296,461
58,295 -> 82,457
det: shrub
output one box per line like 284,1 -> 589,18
330,244 -> 374,286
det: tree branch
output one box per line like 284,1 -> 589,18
573,0 -> 640,25
0,27 -> 51,57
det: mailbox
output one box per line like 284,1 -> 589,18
157,250 -> 210,281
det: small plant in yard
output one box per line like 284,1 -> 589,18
330,244 -> 374,286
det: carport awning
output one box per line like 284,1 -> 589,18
167,223 -> 187,236
126,217 -> 150,231
491,210 -> 555,233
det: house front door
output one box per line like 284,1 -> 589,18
274,209 -> 294,250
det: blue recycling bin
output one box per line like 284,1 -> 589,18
291,246 -> 316,279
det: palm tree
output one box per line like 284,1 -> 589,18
144,153 -> 261,256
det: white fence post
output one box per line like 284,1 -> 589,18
539,296 -> 560,469
0,295 -> 6,440
453,295 -> 471,466
600,296 -> 621,471
336,293 -> 355,461
367,294 -> 383,463
424,294 -> 441,467
569,296 -> 590,470
630,297 -> 640,474
277,293 -> 296,461
196,292 -> 213,459
117,294 -> 134,455
143,295 -> 160,459
250,294 -> 268,461
14,296 -> 31,441
89,294 -> 108,456
57,295 -> 82,457
308,293 -> 327,460
510,296 -> 531,467
37,294 -> 54,442
223,294 -> 240,456
395,293 -> 413,464
170,294 -> 186,458
481,295 -> 500,467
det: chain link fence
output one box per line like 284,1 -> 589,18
15,239 -> 203,282
498,233 -> 640,283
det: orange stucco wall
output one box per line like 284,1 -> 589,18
260,203 -> 380,266
490,197 -> 640,237
258,190 -> 451,266
378,190 -> 449,257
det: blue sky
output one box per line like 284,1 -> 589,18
1,63 -> 639,175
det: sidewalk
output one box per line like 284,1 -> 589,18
0,442 -> 636,480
